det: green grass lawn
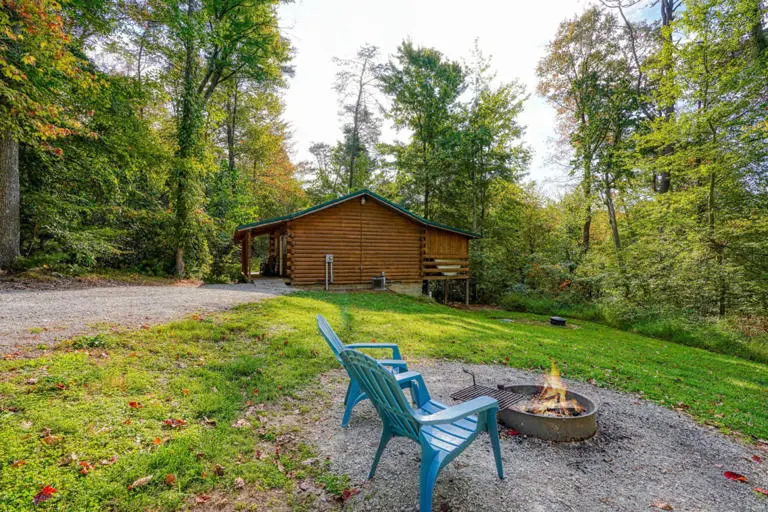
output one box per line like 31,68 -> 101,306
1,292 -> 766,511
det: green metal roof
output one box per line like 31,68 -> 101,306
233,189 -> 481,239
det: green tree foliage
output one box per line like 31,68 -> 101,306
0,0 -> 105,267
379,41 -> 465,219
2,0 -> 301,279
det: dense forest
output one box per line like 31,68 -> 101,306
0,1 -> 766,359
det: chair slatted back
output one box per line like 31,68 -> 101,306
339,349 -> 420,440
316,314 -> 345,363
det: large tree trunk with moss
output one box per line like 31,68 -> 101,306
0,133 -> 20,269
172,0 -> 204,276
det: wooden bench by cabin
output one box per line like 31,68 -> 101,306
233,189 -> 479,303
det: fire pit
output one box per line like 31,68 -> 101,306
450,365 -> 598,442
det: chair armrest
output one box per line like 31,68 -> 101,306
393,370 -> 422,383
377,359 -> 408,370
416,396 -> 498,426
393,371 -> 431,407
346,343 -> 402,359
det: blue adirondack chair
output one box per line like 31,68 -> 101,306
317,314 -> 416,427
339,349 -> 504,511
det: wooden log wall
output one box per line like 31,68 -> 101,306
288,197 -> 424,285
425,229 -> 469,259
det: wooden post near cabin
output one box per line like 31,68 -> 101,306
465,278 -> 470,305
240,231 -> 251,280
444,278 -> 448,305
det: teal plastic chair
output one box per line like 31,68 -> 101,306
339,349 -> 504,511
317,314 -> 415,427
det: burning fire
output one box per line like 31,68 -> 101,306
525,362 -> 585,417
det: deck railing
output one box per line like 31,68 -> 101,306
421,257 -> 470,280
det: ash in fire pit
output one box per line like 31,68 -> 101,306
451,364 -> 597,442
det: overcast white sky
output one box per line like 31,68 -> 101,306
277,0 -> 596,193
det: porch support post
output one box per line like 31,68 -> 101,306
241,231 -> 251,281
465,278 -> 470,305
444,278 -> 448,305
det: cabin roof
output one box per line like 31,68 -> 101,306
233,189 -> 481,239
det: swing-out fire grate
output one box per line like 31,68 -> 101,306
449,384 -> 527,411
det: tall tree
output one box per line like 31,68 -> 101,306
333,44 -> 382,191
136,0 -> 289,275
538,8 -> 624,255
0,0 -> 102,268
460,42 -> 529,233
380,41 -> 465,219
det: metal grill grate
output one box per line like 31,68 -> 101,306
450,385 -> 528,411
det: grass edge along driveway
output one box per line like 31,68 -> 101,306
0,291 -> 765,511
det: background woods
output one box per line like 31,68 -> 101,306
0,1 -> 766,359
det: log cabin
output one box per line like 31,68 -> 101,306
233,189 -> 479,301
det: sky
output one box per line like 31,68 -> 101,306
277,0 -> 596,194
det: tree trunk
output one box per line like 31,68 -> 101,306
655,0 -> 675,194
581,158 -> 592,254
348,58 -> 368,191
0,133 -> 20,269
604,181 -> 629,296
226,82 -> 238,174
422,138 -> 430,220
172,0 -> 202,276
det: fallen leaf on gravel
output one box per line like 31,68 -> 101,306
163,418 -> 186,428
752,455 -> 763,463
754,487 -> 768,496
650,502 -> 673,511
341,488 -> 360,501
195,495 -> 211,503
164,474 -> 176,486
504,429 -> 520,436
33,486 -> 56,505
724,471 -> 748,482
234,477 -> 245,489
128,475 -> 153,490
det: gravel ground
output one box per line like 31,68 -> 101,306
278,360 -> 768,512
0,279 -> 288,350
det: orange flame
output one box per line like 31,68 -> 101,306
526,362 -> 584,417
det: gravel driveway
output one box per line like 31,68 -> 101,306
0,279 -> 289,350
275,361 -> 768,512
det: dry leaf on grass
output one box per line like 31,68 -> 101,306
33,486 -> 56,505
128,475 -> 153,490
